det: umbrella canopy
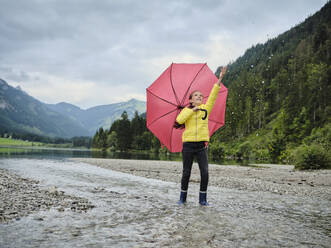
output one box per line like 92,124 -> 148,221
146,63 -> 228,153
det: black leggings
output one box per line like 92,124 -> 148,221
181,142 -> 209,192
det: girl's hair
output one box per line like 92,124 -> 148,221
173,90 -> 201,129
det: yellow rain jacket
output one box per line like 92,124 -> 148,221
176,84 -> 220,142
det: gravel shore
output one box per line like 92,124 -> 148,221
2,158 -> 330,225
71,158 -> 331,200
0,168 -> 95,224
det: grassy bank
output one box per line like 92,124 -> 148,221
0,138 -> 44,147
0,137 -> 73,149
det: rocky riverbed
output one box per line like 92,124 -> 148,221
0,168 -> 95,224
2,158 -> 330,225
1,158 -> 330,247
71,158 -> 331,200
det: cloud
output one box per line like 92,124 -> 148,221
0,0 -> 327,108
8,70 -> 146,109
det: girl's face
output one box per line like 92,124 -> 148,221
190,91 -> 203,106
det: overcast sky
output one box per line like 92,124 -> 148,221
0,0 -> 327,109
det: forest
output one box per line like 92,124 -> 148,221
93,2 -> 331,170
92,111 -> 160,153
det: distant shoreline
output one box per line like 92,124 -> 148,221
0,145 -> 90,151
71,158 -> 331,200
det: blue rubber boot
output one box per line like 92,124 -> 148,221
199,191 -> 209,206
177,191 -> 187,205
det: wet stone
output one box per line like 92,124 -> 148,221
0,168 -> 95,224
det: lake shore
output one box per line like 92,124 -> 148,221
2,158 -> 330,247
71,158 -> 331,200
1,158 -> 330,225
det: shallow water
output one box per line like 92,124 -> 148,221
0,158 -> 330,247
0,146 -> 244,165
0,146 -> 182,162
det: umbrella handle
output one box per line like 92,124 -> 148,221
199,109 -> 207,120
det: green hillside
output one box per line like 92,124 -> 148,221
211,2 -> 331,168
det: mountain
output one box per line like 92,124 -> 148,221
45,102 -> 86,128
47,99 -> 146,135
0,79 -> 146,138
211,2 -> 330,162
0,79 -> 89,138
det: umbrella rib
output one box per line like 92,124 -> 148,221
147,107 -> 178,128
209,118 -> 224,125
170,63 -> 181,106
147,89 -> 178,108
180,63 -> 207,106
169,109 -> 180,152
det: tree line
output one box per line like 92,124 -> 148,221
92,111 -> 160,152
1,131 -> 92,148
210,2 -> 331,169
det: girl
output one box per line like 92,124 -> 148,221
175,66 -> 227,206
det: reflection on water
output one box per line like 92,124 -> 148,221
0,147 -> 243,165
0,147 -> 182,162
0,158 -> 330,247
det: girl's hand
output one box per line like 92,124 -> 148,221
217,66 -> 227,86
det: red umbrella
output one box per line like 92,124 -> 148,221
146,63 -> 228,153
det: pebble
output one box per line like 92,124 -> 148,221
71,158 -> 331,200
0,168 -> 95,224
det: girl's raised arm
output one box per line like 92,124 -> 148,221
216,66 -> 227,86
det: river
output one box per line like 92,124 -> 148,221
0,150 -> 330,247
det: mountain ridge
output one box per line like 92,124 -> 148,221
47,98 -> 146,135
0,79 -> 89,138
0,79 -> 146,137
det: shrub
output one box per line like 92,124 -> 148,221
267,130 -> 286,163
304,123 -> 331,151
236,141 -> 252,160
292,144 -> 331,170
209,141 -> 225,161
251,148 -> 270,162
279,143 -> 297,164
